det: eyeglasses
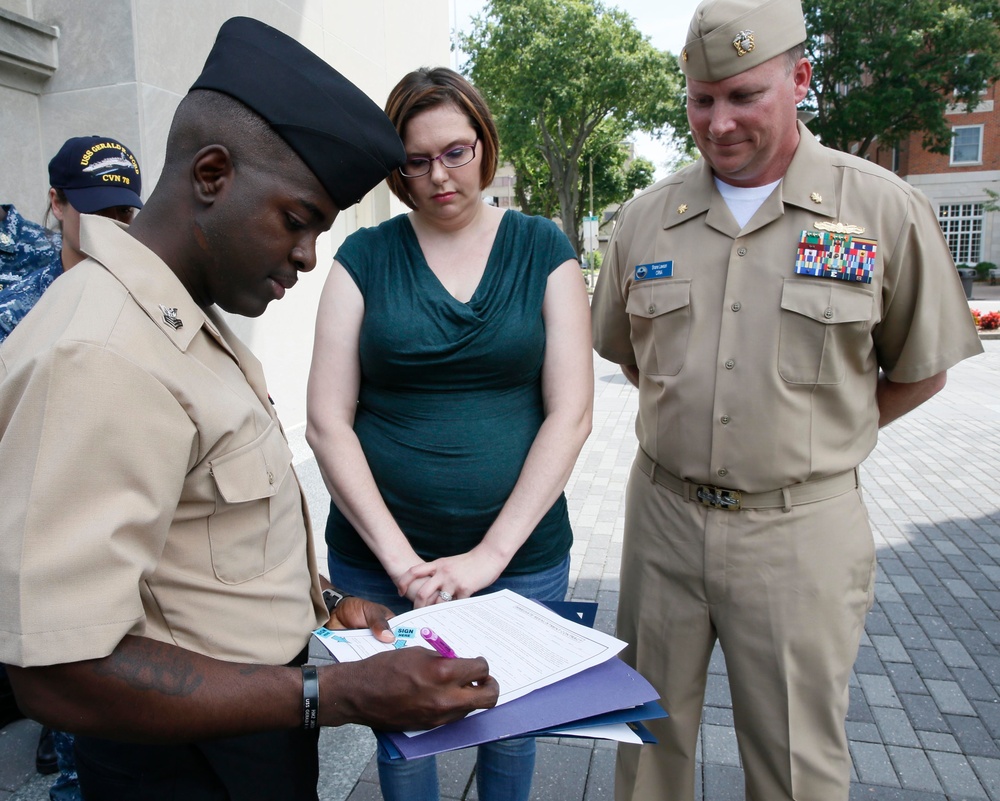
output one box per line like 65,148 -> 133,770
399,139 -> 478,178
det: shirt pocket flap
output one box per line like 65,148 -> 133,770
626,280 -> 691,319
780,279 -> 873,325
209,423 -> 293,504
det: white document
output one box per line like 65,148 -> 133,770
548,722 -> 643,744
314,589 -> 625,709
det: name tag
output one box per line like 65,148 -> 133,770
634,261 -> 673,281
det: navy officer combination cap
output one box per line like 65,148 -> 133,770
48,135 -> 143,214
190,17 -> 405,209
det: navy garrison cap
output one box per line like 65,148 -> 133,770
190,17 -> 405,209
682,0 -> 807,81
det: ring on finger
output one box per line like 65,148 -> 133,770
438,590 -> 453,602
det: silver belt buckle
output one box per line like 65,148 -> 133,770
695,485 -> 742,510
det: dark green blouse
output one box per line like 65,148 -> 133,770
325,210 -> 576,574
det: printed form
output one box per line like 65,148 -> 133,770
314,589 -> 626,708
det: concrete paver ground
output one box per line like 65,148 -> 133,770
3,295 -> 999,801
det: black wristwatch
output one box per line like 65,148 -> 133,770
322,588 -> 350,613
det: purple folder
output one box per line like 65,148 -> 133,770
377,655 -> 659,760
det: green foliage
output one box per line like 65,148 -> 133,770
460,0 -> 688,254
512,118 -> 657,227
975,261 -> 997,280
802,0 -> 1000,158
985,189 -> 1000,214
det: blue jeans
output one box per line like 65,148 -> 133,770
328,553 -> 570,801
50,731 -> 80,801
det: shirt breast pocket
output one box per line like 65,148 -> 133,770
207,420 -> 297,584
778,278 -> 874,385
625,279 -> 692,376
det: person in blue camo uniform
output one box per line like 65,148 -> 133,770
0,135 -> 142,801
0,136 -> 141,345
0,206 -> 62,342
0,203 -> 61,282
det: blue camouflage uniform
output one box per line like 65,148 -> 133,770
0,205 -> 62,344
0,204 -> 61,282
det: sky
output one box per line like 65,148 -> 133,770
449,0 -> 700,177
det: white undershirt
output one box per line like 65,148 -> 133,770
714,177 -> 782,229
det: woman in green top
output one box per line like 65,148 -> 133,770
306,68 -> 593,801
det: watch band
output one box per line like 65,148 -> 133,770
301,664 -> 319,730
322,588 -> 350,613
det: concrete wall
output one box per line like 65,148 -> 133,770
0,0 -> 451,428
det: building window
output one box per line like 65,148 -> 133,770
950,126 -> 983,165
938,203 -> 984,264
953,54 -> 989,98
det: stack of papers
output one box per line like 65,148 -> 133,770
314,589 -> 665,759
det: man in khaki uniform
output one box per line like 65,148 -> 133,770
0,17 -> 497,800
591,0 -> 984,799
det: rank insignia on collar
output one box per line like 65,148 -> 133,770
733,30 -> 755,57
814,220 -> 865,235
810,192 -> 822,204
0,233 -> 12,246
159,304 -> 183,330
678,204 -> 688,215
682,49 -> 688,62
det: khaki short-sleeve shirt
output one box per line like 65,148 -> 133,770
592,124 -> 983,491
0,216 -> 326,667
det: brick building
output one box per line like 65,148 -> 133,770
869,81 -> 1000,268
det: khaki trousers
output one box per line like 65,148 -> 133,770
616,460 -> 876,801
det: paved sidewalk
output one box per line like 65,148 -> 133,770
3,336 -> 999,801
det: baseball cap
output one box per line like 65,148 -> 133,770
190,17 -> 405,209
47,136 -> 143,214
681,0 -> 807,82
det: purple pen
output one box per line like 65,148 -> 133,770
420,627 -> 457,658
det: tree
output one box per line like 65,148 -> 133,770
511,117 -> 656,227
460,0 -> 687,254
803,0 -> 1000,158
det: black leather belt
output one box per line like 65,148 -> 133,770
635,450 -> 858,511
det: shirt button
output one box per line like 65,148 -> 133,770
824,307 -> 834,319
648,305 -> 656,314
721,415 -> 731,424
737,247 -> 747,256
718,468 -> 728,478
268,471 -> 275,485
725,359 -> 735,369
731,302 -> 741,312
